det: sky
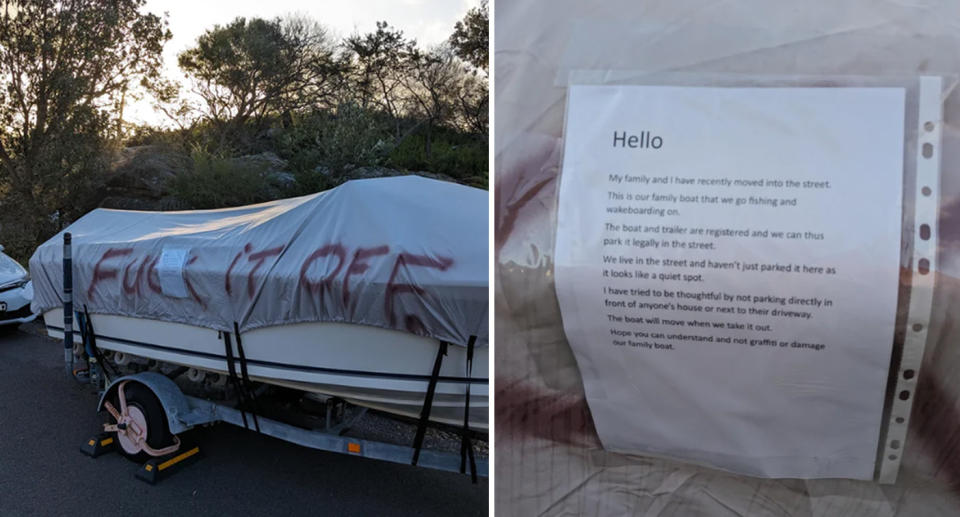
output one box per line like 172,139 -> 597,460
127,0 -> 477,126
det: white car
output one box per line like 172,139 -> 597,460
0,246 -> 37,327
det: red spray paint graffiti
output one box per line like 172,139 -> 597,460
88,248 -> 133,299
299,244 -> 346,296
384,252 -> 454,332
121,255 -> 150,295
246,246 -> 284,298
225,243 -> 253,295
343,245 -> 390,308
183,255 -> 205,309
86,242 -> 456,337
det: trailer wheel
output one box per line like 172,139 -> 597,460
104,382 -> 177,462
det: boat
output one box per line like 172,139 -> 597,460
30,176 -> 488,431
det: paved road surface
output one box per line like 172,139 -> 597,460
0,323 -> 487,516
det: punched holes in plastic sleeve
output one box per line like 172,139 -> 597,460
882,88 -> 945,483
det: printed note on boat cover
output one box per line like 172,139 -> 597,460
554,84 -> 905,479
158,248 -> 190,299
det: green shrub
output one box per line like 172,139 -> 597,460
387,129 -> 487,188
168,147 -> 273,209
278,103 -> 394,188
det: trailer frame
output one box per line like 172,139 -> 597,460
96,371 -> 488,477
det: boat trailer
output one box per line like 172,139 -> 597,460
79,371 -> 487,484
62,233 -> 487,484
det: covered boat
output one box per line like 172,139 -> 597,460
30,176 -> 488,430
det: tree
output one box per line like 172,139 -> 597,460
447,2 -> 489,136
0,0 -> 169,259
449,0 -> 488,72
178,16 -> 342,150
344,21 -> 414,137
401,46 -> 463,157
454,72 -> 488,135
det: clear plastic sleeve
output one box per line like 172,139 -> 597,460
495,1 -> 960,515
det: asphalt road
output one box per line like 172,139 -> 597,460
0,322 -> 487,516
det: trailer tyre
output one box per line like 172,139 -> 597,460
106,382 -> 176,463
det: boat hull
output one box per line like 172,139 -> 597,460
43,309 -> 488,431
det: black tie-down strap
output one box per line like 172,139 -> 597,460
233,322 -> 261,433
223,325 -> 260,433
222,331 -> 247,429
459,335 -> 478,483
412,340 -> 448,466
75,305 -> 118,382
81,305 -> 117,380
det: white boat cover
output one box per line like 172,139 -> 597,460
30,176 -> 488,347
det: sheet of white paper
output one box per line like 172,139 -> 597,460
554,85 -> 905,479
157,248 -> 190,299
